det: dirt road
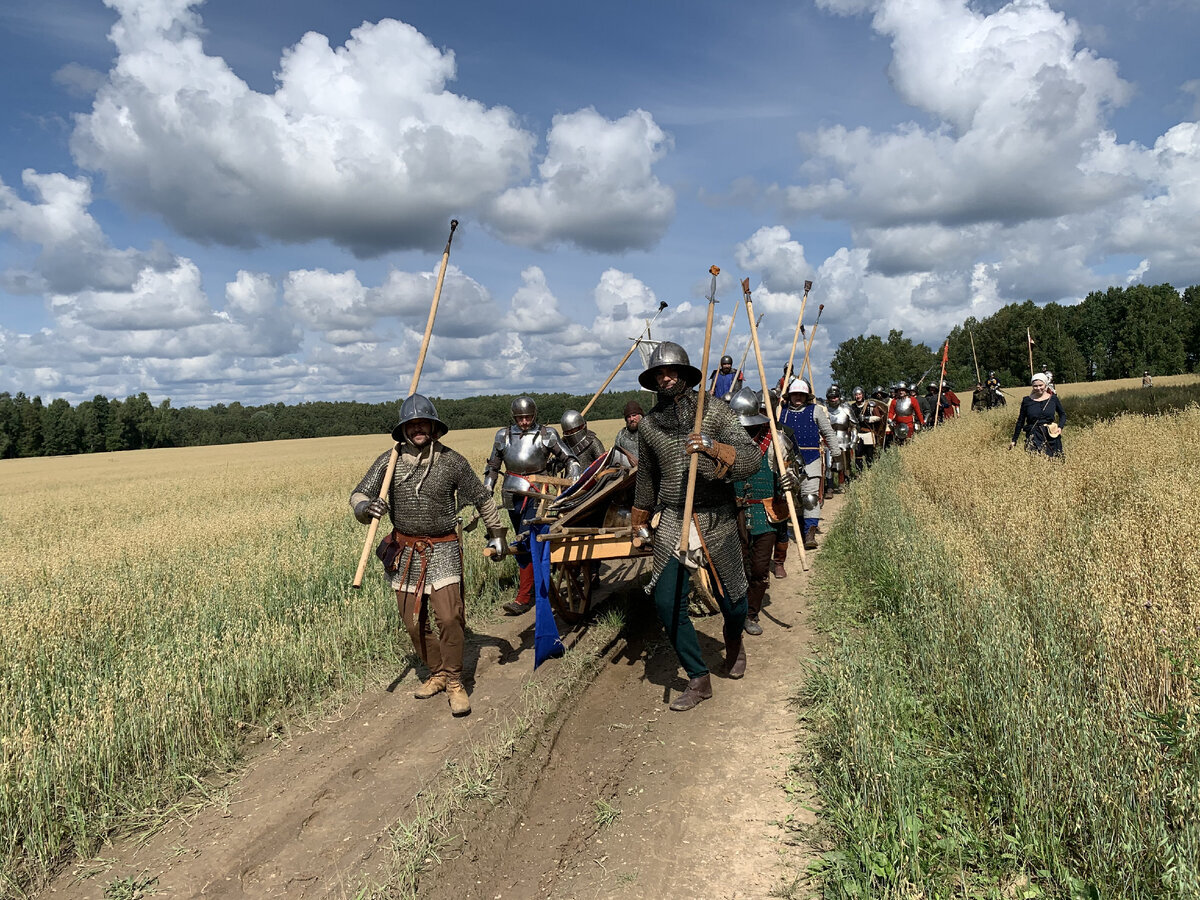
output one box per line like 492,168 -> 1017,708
41,500 -> 838,900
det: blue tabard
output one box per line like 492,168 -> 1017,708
712,370 -> 738,397
778,405 -> 820,465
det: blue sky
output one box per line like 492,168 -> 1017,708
1,0 -> 1198,408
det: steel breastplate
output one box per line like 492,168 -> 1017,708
502,426 -> 551,475
894,397 -> 913,416
829,406 -> 851,430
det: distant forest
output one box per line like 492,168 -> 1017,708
3,282 -> 1197,459
0,388 -> 648,459
830,282 -> 1200,395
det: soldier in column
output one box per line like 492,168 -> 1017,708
613,399 -> 643,462
887,381 -> 925,444
709,354 -> 744,401
560,409 -> 606,469
730,388 -> 797,636
630,342 -> 760,711
482,396 -> 581,616
351,394 -> 507,716
776,378 -> 839,550
849,386 -> 881,470
824,384 -> 857,492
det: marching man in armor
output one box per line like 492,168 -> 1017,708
709,354 -> 744,401
849,386 -> 881,470
351,394 -> 507,717
776,378 -> 839,551
560,409 -> 606,469
824,384 -> 857,493
482,396 -> 581,616
730,388 -> 797,636
887,381 -> 925,444
630,342 -> 760,712
613,400 -> 643,462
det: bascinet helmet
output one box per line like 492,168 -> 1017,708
393,393 -> 449,442
729,387 -> 768,427
719,354 -> 734,368
510,395 -> 538,425
638,341 -> 703,391
560,409 -> 586,438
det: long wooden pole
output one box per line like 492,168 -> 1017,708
679,266 -> 720,559
353,219 -> 458,588
1026,327 -> 1035,382
582,302 -> 668,416
744,279 -> 808,571
720,304 -> 738,359
736,313 -> 764,379
777,280 -> 813,415
712,301 -> 743,395
800,303 -> 825,387
969,328 -> 982,385
933,340 -> 949,426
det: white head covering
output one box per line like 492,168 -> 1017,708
1031,372 -> 1050,386
786,377 -> 811,396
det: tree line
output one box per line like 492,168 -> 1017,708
0,389 -> 649,459
830,282 -> 1200,393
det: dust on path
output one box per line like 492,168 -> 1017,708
422,496 -> 842,900
38,499 -> 838,900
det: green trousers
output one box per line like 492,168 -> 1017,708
652,558 -> 748,678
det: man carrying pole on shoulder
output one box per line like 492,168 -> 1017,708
776,378 -> 838,551
351,395 -> 507,717
630,342 -> 760,712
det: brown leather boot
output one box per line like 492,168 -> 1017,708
413,673 -> 448,699
772,540 -> 788,579
669,675 -> 713,711
503,564 -> 536,615
725,639 -> 747,679
803,526 -> 818,550
446,679 -> 471,716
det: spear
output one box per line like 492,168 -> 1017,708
735,312 -> 765,385
800,303 -> 825,387
353,219 -> 458,589
679,266 -> 720,562
744,279 -> 808,571
969,328 -> 982,386
777,280 -> 813,415
581,300 -> 668,417
933,340 -> 949,426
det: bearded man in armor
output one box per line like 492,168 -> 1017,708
730,388 -> 798,636
560,409 -> 606,469
850,386 -> 881,470
482,396 -> 582,616
887,381 -> 925,445
613,399 -> 643,462
351,394 -> 507,717
630,342 -> 760,712
824,384 -> 857,493
709,354 -> 744,401
776,378 -> 839,551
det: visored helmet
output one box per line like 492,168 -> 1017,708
730,387 -> 768,427
638,341 -> 703,391
393,393 -> 449,442
511,395 -> 538,428
826,384 -> 842,400
560,409 -> 587,447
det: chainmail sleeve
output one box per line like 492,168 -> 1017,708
634,428 -> 658,511
693,400 -> 760,483
814,404 -> 838,449
448,449 -> 504,532
351,449 -> 396,523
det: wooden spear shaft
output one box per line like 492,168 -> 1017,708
777,280 -> 813,415
800,304 -> 825,386
679,266 -> 720,558
933,341 -> 949,426
736,313 -> 764,377
1027,327 -> 1035,382
744,279 -> 808,571
353,219 -> 458,589
582,302 -> 667,416
969,328 -> 982,386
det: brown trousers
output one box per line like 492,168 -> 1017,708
396,582 -> 465,680
743,531 -> 775,617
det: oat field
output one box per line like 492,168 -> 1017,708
803,387 -> 1200,897
0,420 -> 629,894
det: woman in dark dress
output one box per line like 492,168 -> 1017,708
1010,372 -> 1066,457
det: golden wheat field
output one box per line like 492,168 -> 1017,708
0,419 -> 619,892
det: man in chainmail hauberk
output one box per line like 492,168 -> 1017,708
351,394 -> 507,717
483,397 -> 581,616
559,409 -> 606,469
730,388 -> 798,637
630,342 -> 760,712
613,399 -> 643,462
776,378 -> 839,551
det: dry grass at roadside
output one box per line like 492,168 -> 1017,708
1,422 -> 628,896
798,398 -> 1200,897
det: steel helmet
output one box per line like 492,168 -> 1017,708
786,377 -> 812,396
729,387 -> 768,427
826,384 -> 842,400
393,393 -> 449,442
638,341 -> 703,391
852,386 -> 865,400
719,354 -> 734,367
560,409 -> 586,435
510,395 -> 538,428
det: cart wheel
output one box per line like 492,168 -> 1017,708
550,561 -> 594,624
